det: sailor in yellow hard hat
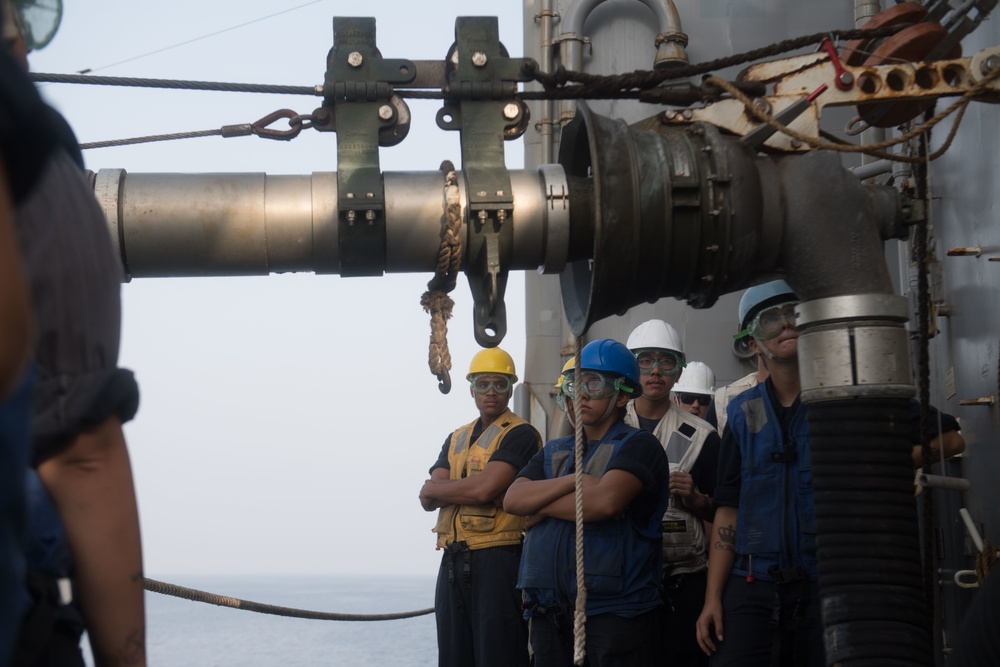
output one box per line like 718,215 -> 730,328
554,356 -> 577,428
419,347 -> 541,667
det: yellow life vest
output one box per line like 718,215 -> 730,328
434,409 -> 533,550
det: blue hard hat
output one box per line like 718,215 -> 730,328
738,280 -> 799,333
579,338 -> 642,396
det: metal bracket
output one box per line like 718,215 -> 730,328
660,47 -> 1000,152
324,17 -> 415,277
437,17 -> 533,346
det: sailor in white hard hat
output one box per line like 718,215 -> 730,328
671,361 -> 716,421
624,319 -> 720,667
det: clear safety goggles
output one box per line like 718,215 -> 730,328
563,372 -> 632,400
635,351 -> 682,376
469,375 -> 511,395
740,301 -> 800,341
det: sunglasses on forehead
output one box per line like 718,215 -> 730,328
676,392 -> 711,407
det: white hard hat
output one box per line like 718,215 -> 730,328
672,361 -> 715,395
626,319 -> 684,355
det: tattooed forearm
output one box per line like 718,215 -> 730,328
713,523 -> 736,552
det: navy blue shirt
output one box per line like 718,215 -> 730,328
431,422 -> 540,476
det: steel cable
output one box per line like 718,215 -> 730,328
143,578 -> 434,621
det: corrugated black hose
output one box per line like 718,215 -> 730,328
809,399 -> 933,667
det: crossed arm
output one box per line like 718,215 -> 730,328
503,470 -> 643,523
419,460 -> 520,511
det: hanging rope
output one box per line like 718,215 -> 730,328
142,578 -> 433,621
571,335 -> 587,665
976,538 -> 999,584
420,161 -> 463,394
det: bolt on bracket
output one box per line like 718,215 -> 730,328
322,17 -> 415,277
437,16 -> 533,347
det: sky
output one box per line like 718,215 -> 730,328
28,0 -> 528,578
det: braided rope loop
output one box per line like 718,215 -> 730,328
421,161 -> 463,394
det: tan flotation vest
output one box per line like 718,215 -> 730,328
626,401 -> 717,574
714,371 -> 760,433
434,409 -> 530,550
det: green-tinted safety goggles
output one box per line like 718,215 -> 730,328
635,352 -> 683,376
469,375 -> 512,394
563,372 -> 634,400
735,301 -> 800,341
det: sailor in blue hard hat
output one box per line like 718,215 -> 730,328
505,338 -> 669,667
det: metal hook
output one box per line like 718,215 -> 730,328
438,370 -> 452,395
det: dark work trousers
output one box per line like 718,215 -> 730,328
709,574 -> 823,667
661,569 -> 709,667
530,606 -> 661,667
434,544 -> 528,667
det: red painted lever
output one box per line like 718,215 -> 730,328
819,36 -> 855,91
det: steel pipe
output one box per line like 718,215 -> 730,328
93,166 -> 571,280
558,0 -> 689,124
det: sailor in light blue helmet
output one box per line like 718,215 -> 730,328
706,280 -> 799,432
505,338 -> 669,666
696,280 -> 822,667
735,279 -> 800,360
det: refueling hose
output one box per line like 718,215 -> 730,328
809,398 -> 932,667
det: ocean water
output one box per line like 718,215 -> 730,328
82,575 -> 439,667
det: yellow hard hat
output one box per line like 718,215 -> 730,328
554,357 -> 576,391
467,347 -> 518,383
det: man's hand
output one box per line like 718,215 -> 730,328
696,597 -> 724,656
669,470 -> 697,504
419,479 -> 443,511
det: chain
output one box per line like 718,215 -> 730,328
524,23 -> 908,99
913,118 -> 937,645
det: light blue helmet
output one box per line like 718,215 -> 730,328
737,280 -> 798,337
579,338 -> 642,396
